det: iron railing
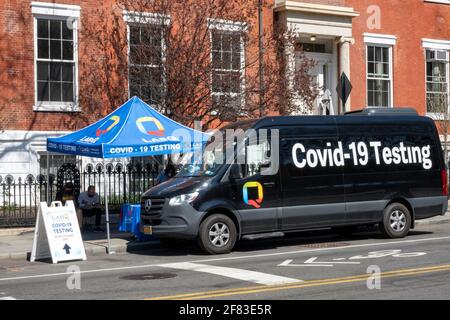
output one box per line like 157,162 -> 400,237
0,162 -> 161,227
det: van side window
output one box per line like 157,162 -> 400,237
243,140 -> 271,178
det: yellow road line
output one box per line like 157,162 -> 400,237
146,264 -> 450,300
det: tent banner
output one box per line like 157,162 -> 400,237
47,141 -> 103,158
103,141 -> 205,158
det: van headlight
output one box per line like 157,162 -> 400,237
169,192 -> 199,206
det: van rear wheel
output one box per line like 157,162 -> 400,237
198,214 -> 237,255
380,203 -> 411,238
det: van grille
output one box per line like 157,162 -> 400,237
141,197 -> 166,216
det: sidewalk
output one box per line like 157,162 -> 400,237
0,214 -> 448,261
0,224 -> 159,261
414,213 -> 450,226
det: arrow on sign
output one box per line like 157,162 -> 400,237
63,243 -> 71,254
278,257 -> 361,267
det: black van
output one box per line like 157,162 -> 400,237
140,108 -> 448,254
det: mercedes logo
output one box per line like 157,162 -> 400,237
144,199 -> 152,211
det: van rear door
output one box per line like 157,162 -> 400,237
336,118 -> 443,224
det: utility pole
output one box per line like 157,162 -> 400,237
258,0 -> 265,118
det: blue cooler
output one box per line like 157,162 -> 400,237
119,204 -> 153,241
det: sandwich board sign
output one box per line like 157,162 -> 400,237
31,201 -> 86,264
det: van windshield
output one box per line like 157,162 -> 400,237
176,134 -> 271,178
176,149 -> 224,177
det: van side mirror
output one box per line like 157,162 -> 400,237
229,164 -> 242,181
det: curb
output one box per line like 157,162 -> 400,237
83,239 -> 160,256
0,240 -> 160,261
0,228 -> 35,237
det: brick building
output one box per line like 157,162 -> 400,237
1,0 -> 450,176
0,0 -> 274,176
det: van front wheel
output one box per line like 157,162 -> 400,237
380,203 -> 411,238
198,214 -> 237,255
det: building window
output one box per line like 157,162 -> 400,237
364,33 -> 396,108
298,43 -> 326,53
39,152 -> 77,177
211,30 -> 244,111
426,49 -> 449,114
123,12 -> 170,106
367,45 -> 392,107
32,2 -> 80,112
128,24 -> 165,105
208,18 -> 246,114
36,19 -> 75,103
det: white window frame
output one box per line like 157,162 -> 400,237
123,11 -> 170,109
424,0 -> 450,5
31,2 -> 80,112
208,18 -> 247,115
364,33 -> 396,108
422,39 -> 450,119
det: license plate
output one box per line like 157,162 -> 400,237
143,225 -> 153,235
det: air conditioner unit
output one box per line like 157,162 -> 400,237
427,49 -> 448,62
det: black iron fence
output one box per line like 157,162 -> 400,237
0,162 -> 161,227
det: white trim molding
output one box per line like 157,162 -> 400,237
207,18 -> 248,32
424,0 -> 450,5
339,37 -> 355,45
123,10 -> 171,26
274,1 -> 359,17
422,38 -> 450,50
31,1 -> 80,18
363,33 -> 397,46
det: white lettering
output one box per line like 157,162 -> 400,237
292,141 -> 433,170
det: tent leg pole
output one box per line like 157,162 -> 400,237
47,153 -> 50,204
103,159 -> 112,254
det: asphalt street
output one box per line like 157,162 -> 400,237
0,223 -> 449,300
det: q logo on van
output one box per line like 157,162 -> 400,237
243,181 -> 264,209
136,117 -> 165,136
96,115 -> 120,137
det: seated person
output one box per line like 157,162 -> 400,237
78,185 -> 104,232
56,182 -> 78,206
156,161 -> 176,184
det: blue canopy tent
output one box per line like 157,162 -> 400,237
47,96 -> 210,253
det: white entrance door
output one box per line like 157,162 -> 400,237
305,52 -> 334,115
293,50 -> 337,115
